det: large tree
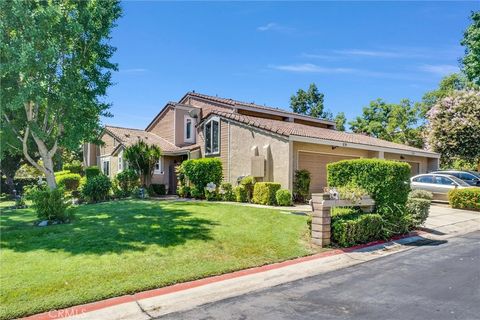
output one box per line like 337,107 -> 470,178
349,99 -> 423,148
420,73 -> 475,116
0,0 -> 121,189
461,11 -> 480,85
290,83 -> 331,119
334,112 -> 346,131
426,90 -> 480,168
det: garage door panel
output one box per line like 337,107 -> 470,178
298,152 -> 358,194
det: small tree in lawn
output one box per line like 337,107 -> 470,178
0,0 -> 121,190
426,90 -> 480,168
123,140 -> 162,187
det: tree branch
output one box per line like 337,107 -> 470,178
22,126 -> 47,175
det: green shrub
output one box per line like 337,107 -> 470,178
327,159 -> 411,214
406,198 -> 431,227
148,184 -> 166,196
55,173 -> 81,191
293,169 -> 311,203
448,188 -> 480,211
252,182 -> 281,205
81,175 -> 111,203
14,177 -> 39,194
331,213 -> 384,247
115,169 -> 140,195
240,176 -> 255,202
63,160 -> 83,175
190,185 -> 204,199
131,186 -> 149,199
220,182 -> 235,201
276,189 -> 292,206
204,189 -> 219,201
54,170 -> 71,177
181,158 -> 223,191
336,183 -> 369,203
28,187 -> 72,222
235,185 -> 248,203
408,189 -> 433,200
177,185 -> 190,198
85,166 -> 101,179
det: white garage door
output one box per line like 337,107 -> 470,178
298,151 -> 358,193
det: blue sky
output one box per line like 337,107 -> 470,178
106,1 -> 479,129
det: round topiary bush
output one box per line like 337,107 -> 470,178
276,189 -> 292,206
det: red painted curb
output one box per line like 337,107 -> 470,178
20,231 -> 422,320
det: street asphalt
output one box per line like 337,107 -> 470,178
160,231 -> 480,320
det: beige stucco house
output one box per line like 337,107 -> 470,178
84,92 -> 440,194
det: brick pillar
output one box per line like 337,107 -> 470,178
311,193 -> 331,247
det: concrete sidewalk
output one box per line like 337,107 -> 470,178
24,205 -> 479,320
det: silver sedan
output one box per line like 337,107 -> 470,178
410,173 -> 471,201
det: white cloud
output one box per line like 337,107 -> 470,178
419,64 -> 459,76
118,68 -> 148,74
334,49 -> 405,58
270,63 -> 355,73
257,22 -> 293,33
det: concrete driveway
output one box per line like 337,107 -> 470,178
424,204 -> 480,235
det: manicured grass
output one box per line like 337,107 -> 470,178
0,200 -> 315,319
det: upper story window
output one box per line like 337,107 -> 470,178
184,115 -> 195,143
205,117 -> 220,155
154,157 -> 163,174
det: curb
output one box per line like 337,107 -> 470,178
21,231 -> 422,320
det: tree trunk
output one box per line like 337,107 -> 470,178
41,153 -> 57,190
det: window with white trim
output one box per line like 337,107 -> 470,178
154,157 -> 163,174
102,158 -> 110,176
205,117 -> 220,155
118,151 -> 124,172
184,115 -> 195,143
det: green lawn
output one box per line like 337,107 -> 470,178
0,200 -> 315,319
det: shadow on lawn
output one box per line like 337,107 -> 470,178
0,200 -> 218,255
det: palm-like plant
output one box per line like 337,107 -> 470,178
123,140 -> 161,186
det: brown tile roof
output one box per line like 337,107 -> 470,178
205,111 -> 438,155
104,125 -> 183,154
183,92 -> 336,126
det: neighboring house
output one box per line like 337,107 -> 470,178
83,92 -> 440,194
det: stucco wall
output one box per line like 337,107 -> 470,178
228,122 -> 290,188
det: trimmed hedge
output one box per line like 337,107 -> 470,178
276,189 -> 293,206
331,212 -> 384,247
235,185 -> 248,203
253,182 -> 281,205
181,158 -> 223,192
327,159 -> 411,214
55,173 -> 81,191
85,166 -> 101,179
448,188 -> 480,211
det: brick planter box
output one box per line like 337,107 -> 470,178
310,193 -> 375,247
